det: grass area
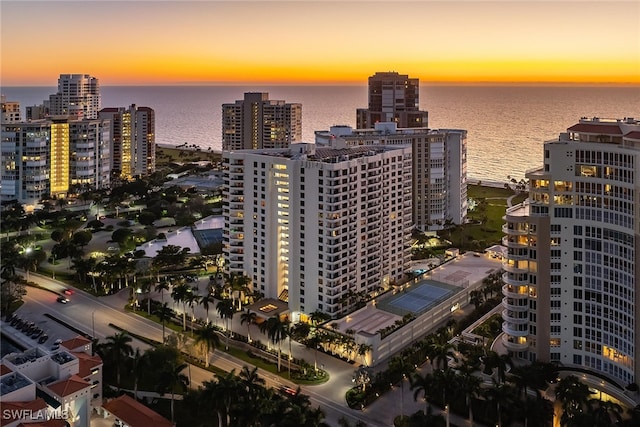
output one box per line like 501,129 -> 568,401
439,184 -> 529,251
156,145 -> 221,167
467,184 -> 515,199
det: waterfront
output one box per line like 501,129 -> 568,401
2,84 -> 638,182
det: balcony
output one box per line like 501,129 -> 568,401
502,309 -> 528,324
501,334 -> 529,352
502,297 -> 528,312
502,321 -> 528,336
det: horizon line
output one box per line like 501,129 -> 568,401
3,81 -> 640,88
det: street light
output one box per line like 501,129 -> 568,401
92,311 -> 95,339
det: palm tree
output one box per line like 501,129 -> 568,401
224,272 -> 251,310
185,288 -> 199,335
457,362 -> 482,425
410,372 -> 435,414
216,298 -> 235,350
138,277 -> 154,315
199,292 -> 215,325
154,278 -> 170,303
555,375 -> 594,426
260,316 -> 288,372
101,331 -> 133,387
206,370 -> 240,427
131,348 -> 148,399
194,323 -> 220,367
155,302 -> 174,343
482,350 -> 512,383
428,340 -> 457,371
356,343 -> 372,367
483,378 -> 516,427
171,282 -> 191,331
158,360 -> 189,424
240,309 -> 257,342
239,365 -> 266,402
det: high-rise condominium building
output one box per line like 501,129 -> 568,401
356,72 -> 428,129
223,142 -> 413,318
502,117 -> 640,397
315,122 -> 467,231
1,116 -> 111,206
1,95 -> 21,123
222,92 -> 302,150
48,74 -> 101,119
99,105 -> 156,179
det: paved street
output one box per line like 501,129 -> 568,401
10,272 -> 411,426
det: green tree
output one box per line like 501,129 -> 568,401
240,309 -> 257,342
171,281 -> 192,331
194,323 -> 220,368
157,360 -> 189,424
100,331 -> 133,387
216,298 -> 235,350
260,316 -> 288,372
155,302 -> 174,343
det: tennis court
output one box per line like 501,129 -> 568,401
377,279 -> 461,317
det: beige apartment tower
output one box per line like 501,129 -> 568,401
222,92 -> 302,150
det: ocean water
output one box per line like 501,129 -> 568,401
3,85 -> 638,183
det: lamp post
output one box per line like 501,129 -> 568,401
92,311 -> 95,339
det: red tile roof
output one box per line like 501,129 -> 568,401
46,375 -> 90,398
624,131 -> 640,139
567,123 -> 623,134
60,336 -> 91,352
0,364 -> 12,375
0,399 -> 47,426
16,421 -> 68,427
71,352 -> 102,378
102,395 -> 173,427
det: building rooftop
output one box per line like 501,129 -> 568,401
46,374 -> 89,398
0,399 -> 47,427
102,394 -> 173,427
0,372 -> 32,396
60,336 -> 91,352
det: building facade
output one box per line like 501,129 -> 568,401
1,116 -> 111,206
99,105 -> 156,179
222,92 -> 302,150
356,72 -> 428,129
315,122 -> 467,230
502,117 -> 640,394
223,143 -> 413,318
48,74 -> 101,120
1,95 -> 22,123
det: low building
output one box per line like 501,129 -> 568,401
0,335 -> 102,427
101,395 -> 172,427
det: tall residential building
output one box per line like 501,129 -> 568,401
222,92 -> 302,150
502,117 -> 640,397
223,143 -> 413,318
356,72 -> 428,129
99,105 -> 155,179
315,122 -> 467,231
48,74 -> 101,119
1,117 -> 111,206
1,95 -> 21,123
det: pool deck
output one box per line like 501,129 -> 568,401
331,252 -> 502,337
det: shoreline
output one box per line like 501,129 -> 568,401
155,144 -> 511,187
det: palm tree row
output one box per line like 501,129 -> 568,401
177,366 -> 328,427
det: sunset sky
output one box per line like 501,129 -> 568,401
1,0 -> 639,86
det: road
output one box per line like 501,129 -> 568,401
11,272 -> 395,427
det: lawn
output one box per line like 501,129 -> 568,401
156,145 -> 221,166
438,184 -> 526,251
